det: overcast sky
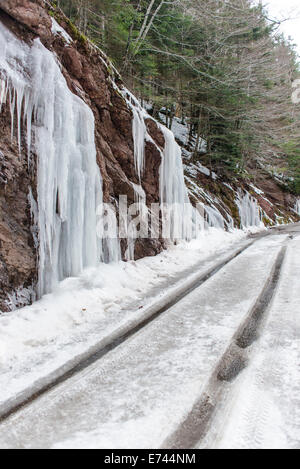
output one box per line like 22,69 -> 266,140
263,0 -> 300,55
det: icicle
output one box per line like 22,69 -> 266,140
295,199 -> 300,216
9,87 -> 16,142
16,85 -> 25,153
122,87 -> 209,241
131,107 -> 146,180
159,125 -> 195,240
236,191 -> 263,229
122,90 -> 147,180
205,205 -> 225,230
225,213 -> 234,231
125,183 -> 148,261
0,78 -> 8,112
0,22 -> 117,297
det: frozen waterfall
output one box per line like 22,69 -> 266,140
122,89 -> 147,181
122,89 -> 202,242
204,205 -> 225,230
236,191 -> 263,229
0,22 -> 119,297
159,125 -> 198,240
122,89 -> 227,240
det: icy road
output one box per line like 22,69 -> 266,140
0,225 -> 299,449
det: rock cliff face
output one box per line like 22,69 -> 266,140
0,0 -> 165,310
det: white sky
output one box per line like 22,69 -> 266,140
263,0 -> 300,55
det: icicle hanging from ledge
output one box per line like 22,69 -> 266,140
0,22 -> 120,297
122,87 -> 207,243
159,125 -> 195,241
236,190 -> 263,229
122,89 -> 147,181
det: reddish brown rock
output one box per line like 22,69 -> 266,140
62,47 -> 83,79
0,104 -> 37,311
0,0 -> 52,38
145,118 -> 165,149
143,140 -> 162,204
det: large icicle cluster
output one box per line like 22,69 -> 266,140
236,191 -> 263,229
0,22 -> 120,297
124,90 -> 147,181
123,90 -> 204,242
158,125 -> 199,240
204,205 -> 225,230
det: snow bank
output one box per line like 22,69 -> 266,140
0,229 -> 246,398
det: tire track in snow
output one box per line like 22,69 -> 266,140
207,236 -> 300,449
162,246 -> 287,449
0,240 -> 256,424
220,292 -> 296,449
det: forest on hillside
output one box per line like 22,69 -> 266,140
54,0 -> 300,194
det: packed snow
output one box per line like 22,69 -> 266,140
201,233 -> 300,449
0,229 -> 250,407
0,235 -> 284,449
185,161 -> 217,180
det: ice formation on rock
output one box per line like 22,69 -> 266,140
122,89 -> 147,181
236,190 -> 263,229
123,89 -> 205,241
0,22 -> 119,297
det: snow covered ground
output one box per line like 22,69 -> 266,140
201,233 -> 300,449
0,231 -> 293,449
0,229 -> 248,409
